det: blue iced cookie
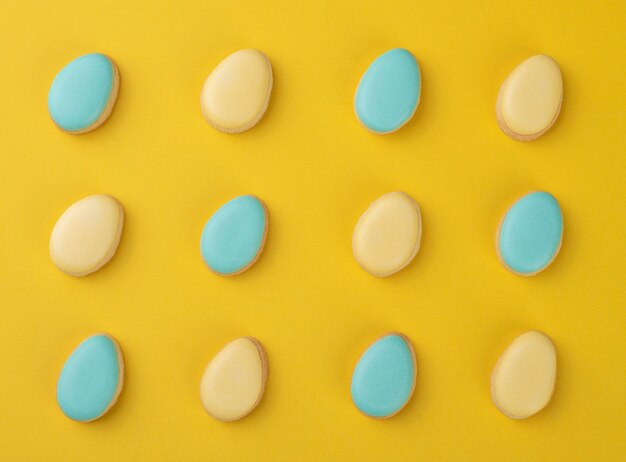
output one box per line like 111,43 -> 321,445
57,334 -> 124,422
200,195 -> 269,276
351,333 -> 417,418
497,191 -> 563,276
354,48 -> 421,134
48,53 -> 120,134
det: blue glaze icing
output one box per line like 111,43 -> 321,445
48,53 -> 115,131
498,191 -> 563,275
57,334 -> 122,422
354,48 -> 421,134
351,334 -> 415,418
200,195 -> 267,275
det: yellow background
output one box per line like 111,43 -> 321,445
1,0 -> 624,460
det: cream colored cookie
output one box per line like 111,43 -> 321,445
200,337 -> 268,422
200,49 -> 273,134
491,331 -> 557,419
352,191 -> 422,277
50,194 -> 124,277
496,55 -> 563,141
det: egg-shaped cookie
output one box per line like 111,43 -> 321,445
351,333 -> 416,419
496,55 -> 563,141
200,195 -> 268,276
354,48 -> 421,134
50,194 -> 124,277
353,191 -> 422,277
57,334 -> 124,422
491,331 -> 557,419
496,191 -> 563,276
200,337 -> 268,421
48,53 -> 120,134
200,49 -> 273,133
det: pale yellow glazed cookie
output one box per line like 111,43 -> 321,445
200,337 -> 268,422
496,54 -> 563,141
49,194 -> 124,277
352,191 -> 422,277
200,49 -> 273,134
491,331 -> 557,419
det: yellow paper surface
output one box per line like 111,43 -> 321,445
0,1 -> 624,460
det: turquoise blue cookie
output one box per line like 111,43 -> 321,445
351,333 -> 416,418
57,334 -> 124,422
497,191 -> 563,275
354,48 -> 421,134
200,195 -> 268,276
48,53 -> 119,133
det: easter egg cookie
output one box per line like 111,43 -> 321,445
353,191 -> 422,277
200,49 -> 273,133
57,334 -> 124,422
496,191 -> 563,276
496,55 -> 563,141
351,332 -> 416,419
354,48 -> 421,134
50,194 -> 125,277
491,331 -> 557,419
200,337 -> 268,422
200,195 -> 268,276
48,53 -> 120,134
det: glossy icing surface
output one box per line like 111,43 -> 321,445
491,331 -> 557,419
354,48 -> 421,134
48,53 -> 116,132
200,195 -> 267,275
352,191 -> 422,277
200,49 -> 273,133
498,191 -> 563,275
498,55 -> 562,138
57,334 -> 123,422
50,194 -> 124,276
200,337 -> 267,421
351,333 -> 416,418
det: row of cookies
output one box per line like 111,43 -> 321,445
50,191 -> 563,278
48,49 -> 562,140
57,330 -> 556,422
